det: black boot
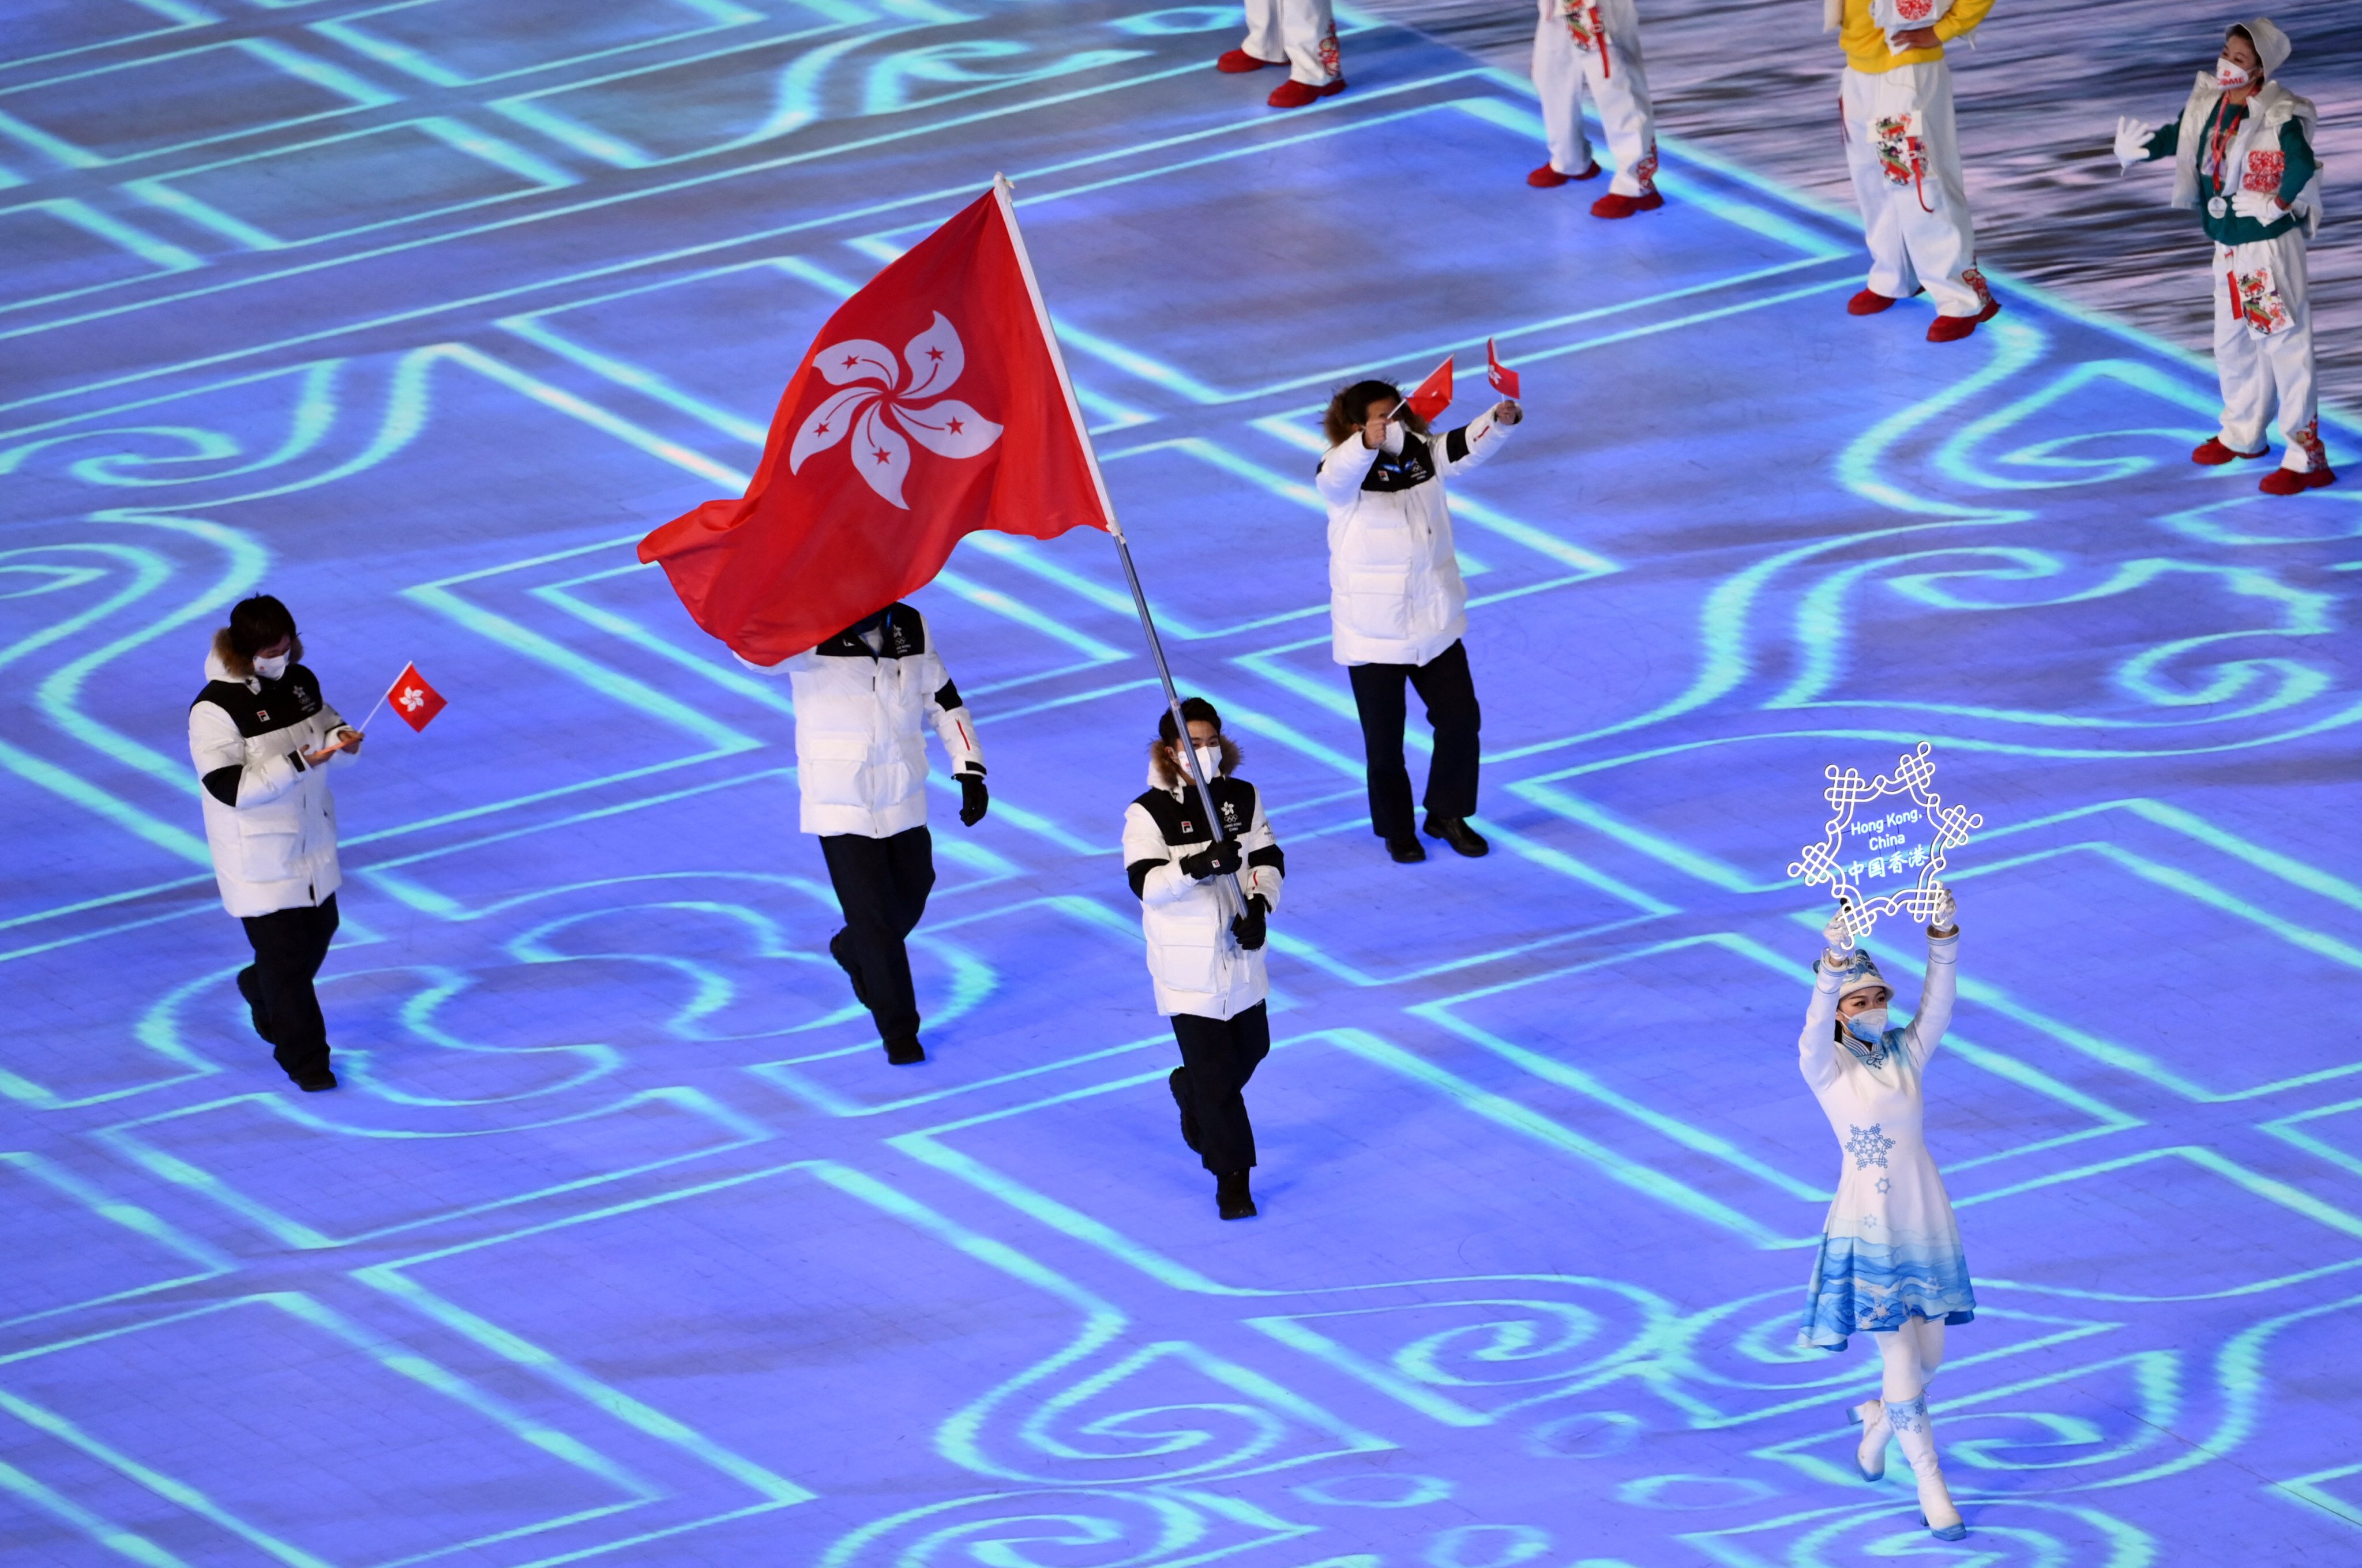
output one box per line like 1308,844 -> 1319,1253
1216,1168 -> 1257,1220
235,966 -> 276,1044
1169,1067 -> 1202,1153
883,1034 -> 926,1065
1423,815 -> 1489,857
1386,834 -> 1427,863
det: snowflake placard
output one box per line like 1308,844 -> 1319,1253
1786,742 -> 1980,939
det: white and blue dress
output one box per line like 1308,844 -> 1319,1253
1796,933 -> 1976,1349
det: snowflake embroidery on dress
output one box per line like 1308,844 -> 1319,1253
1846,1123 -> 1897,1169
1876,1175 -> 1892,1194
788,311 -> 1003,509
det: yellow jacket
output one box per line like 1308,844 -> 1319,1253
1841,0 -> 1993,74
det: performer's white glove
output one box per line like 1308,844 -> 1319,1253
1925,885 -> 1958,932
1822,907 -> 1856,955
2112,116 -> 2155,172
2232,187 -> 2286,221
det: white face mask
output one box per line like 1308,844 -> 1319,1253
1380,419 -> 1405,455
2214,55 -> 2254,89
1844,1006 -> 1891,1041
1192,743 -> 1225,781
253,652 -> 290,680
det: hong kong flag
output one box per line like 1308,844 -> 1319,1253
384,663 -> 446,732
638,180 -> 1111,663
1402,355 -> 1454,424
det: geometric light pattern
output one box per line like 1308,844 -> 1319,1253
2,3 -> 2359,1565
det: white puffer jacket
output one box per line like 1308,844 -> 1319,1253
1121,762 -> 1285,1020
770,604 -> 983,838
1317,405 -> 1512,667
188,651 -> 355,918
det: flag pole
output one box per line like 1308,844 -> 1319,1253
352,667 -> 404,734
992,175 -> 1250,926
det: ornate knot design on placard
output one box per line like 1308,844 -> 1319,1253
1787,742 -> 1981,940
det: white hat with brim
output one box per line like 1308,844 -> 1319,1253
2235,16 -> 2291,75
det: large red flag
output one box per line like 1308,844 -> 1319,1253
639,183 -> 1110,663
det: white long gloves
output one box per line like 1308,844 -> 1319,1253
2113,115 -> 2155,172
1925,884 -> 1958,934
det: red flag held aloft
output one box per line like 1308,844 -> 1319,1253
1403,355 -> 1454,424
385,663 -> 446,732
1485,337 -> 1520,399
638,185 -> 1111,663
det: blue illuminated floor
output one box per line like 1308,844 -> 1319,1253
5,4 -> 2362,1565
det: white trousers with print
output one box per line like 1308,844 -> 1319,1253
2214,232 -> 2324,472
1840,63 -> 1985,317
1241,0 -> 1339,86
1531,2 -> 1658,195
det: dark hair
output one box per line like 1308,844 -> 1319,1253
1150,697 -> 1240,785
1323,379 -> 1426,446
1155,696 -> 1222,743
212,595 -> 301,678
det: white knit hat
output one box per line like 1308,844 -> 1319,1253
2235,17 -> 2291,75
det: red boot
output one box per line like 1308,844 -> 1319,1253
1267,77 -> 1344,108
1527,159 -> 1600,187
1590,189 -> 1663,219
1847,287 -> 1920,315
2259,465 -> 2337,495
2192,438 -> 2269,464
1216,48 -> 1283,72
1926,311 -> 1980,342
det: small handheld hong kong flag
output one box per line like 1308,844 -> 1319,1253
1400,355 -> 1455,424
1485,337 -> 1520,398
381,663 -> 447,732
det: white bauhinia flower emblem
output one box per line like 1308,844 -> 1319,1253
787,311 -> 1004,508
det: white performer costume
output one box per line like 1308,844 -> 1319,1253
1831,0 -> 1997,322
1530,0 -> 1658,197
1238,0 -> 1340,88
2120,18 -> 2328,481
1797,894 -> 1973,1541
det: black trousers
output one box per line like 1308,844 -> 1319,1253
239,893 -> 339,1080
1171,1002 -> 1271,1174
821,826 -> 936,1041
1347,638 -> 1481,840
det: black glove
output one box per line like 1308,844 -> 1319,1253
1177,838 -> 1242,881
957,771 -> 989,826
1230,894 -> 1269,950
